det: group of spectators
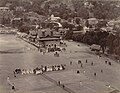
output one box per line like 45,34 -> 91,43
14,64 -> 66,75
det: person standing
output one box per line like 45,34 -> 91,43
91,62 -> 93,66
58,81 -> 61,85
80,81 -> 82,86
94,73 -> 96,77
11,83 -> 15,91
7,76 -> 10,81
105,61 -> 107,64
86,59 -> 88,63
77,70 -> 80,74
62,85 -> 65,89
101,69 -> 103,73
109,62 -> 111,65
70,61 -> 72,65
7,76 -> 11,85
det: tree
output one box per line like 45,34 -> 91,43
106,33 -> 116,54
62,22 -> 69,28
100,38 -> 106,54
75,18 -> 80,24
65,30 -> 73,40
92,1 -> 120,19
76,25 -> 83,31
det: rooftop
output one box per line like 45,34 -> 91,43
38,38 -> 60,41
0,7 -> 9,10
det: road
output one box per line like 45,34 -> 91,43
0,34 -> 120,93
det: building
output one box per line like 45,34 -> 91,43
48,14 -> 61,22
11,18 -> 23,28
37,28 -> 61,47
0,7 -> 9,11
37,37 -> 61,48
88,18 -> 98,26
15,6 -> 25,12
37,28 -> 60,38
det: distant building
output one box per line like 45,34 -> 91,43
11,18 -> 23,28
0,7 -> 9,11
37,28 -> 60,38
48,14 -> 61,22
37,37 -> 61,47
88,18 -> 98,26
15,6 -> 25,12
37,28 -> 61,47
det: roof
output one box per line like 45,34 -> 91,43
88,18 -> 97,21
38,38 -> 60,41
90,44 -> 100,50
108,20 -> 120,25
0,7 -> 9,10
12,18 -> 22,20
54,22 -> 62,27
50,14 -> 61,21
28,17 -> 39,21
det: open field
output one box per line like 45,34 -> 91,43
0,34 -> 120,93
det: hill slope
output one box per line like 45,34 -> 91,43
41,0 -> 75,10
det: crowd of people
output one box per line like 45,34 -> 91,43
14,64 -> 66,75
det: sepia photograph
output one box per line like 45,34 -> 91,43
0,0 -> 120,93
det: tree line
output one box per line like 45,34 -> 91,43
1,0 -> 120,20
